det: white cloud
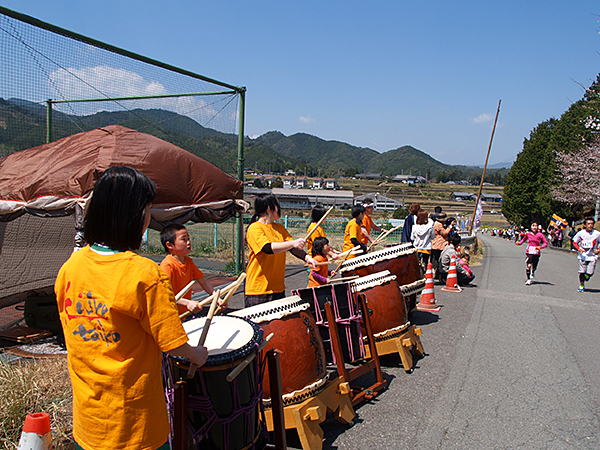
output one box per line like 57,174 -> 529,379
299,115 -> 316,124
47,66 -> 237,132
471,113 -> 492,124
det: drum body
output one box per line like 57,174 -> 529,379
230,296 -> 328,407
351,271 -> 409,338
340,243 -> 424,312
293,283 -> 365,365
165,315 -> 264,450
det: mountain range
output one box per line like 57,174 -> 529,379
0,99 -> 510,181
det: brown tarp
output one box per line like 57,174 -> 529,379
0,125 -> 248,228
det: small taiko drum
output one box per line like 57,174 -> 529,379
293,282 -> 365,365
164,315 -> 265,450
340,243 -> 426,312
350,270 -> 410,340
230,296 -> 328,408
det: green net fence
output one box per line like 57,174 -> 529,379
144,215 -> 403,270
0,6 -> 244,275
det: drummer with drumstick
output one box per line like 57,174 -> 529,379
245,193 -> 318,307
360,198 -> 384,245
343,205 -> 368,258
159,224 -> 224,316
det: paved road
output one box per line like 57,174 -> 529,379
226,235 -> 600,449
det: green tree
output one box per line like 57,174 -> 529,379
503,75 -> 600,226
271,177 -> 284,188
392,207 -> 409,219
503,120 -> 557,226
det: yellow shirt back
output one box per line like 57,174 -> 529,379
55,246 -> 188,450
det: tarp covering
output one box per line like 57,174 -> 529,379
0,125 -> 248,229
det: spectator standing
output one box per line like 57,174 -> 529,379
401,203 -> 421,243
411,209 -> 434,271
432,212 -> 451,279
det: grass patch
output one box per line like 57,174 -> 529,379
468,238 -> 484,267
0,357 -> 73,449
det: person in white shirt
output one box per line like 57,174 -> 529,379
572,217 -> 600,292
411,209 -> 434,271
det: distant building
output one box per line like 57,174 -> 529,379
296,176 -> 308,188
324,178 -> 339,189
480,193 -> 503,203
354,192 -> 403,212
284,169 -> 296,176
355,173 -> 382,180
271,188 -> 353,209
452,192 -> 475,201
283,176 -> 295,189
312,178 -> 324,189
392,174 -> 417,184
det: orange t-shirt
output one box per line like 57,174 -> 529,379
361,214 -> 375,244
343,218 -> 363,258
55,246 -> 188,450
308,254 -> 329,287
306,223 -> 326,256
159,255 -> 205,314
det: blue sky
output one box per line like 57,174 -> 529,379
2,1 -> 599,166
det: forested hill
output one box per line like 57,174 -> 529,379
0,99 -> 508,182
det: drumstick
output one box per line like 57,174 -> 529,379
304,259 -> 335,267
219,273 -> 246,310
368,225 -> 402,251
333,245 -> 360,274
186,289 -> 221,379
175,280 -> 196,303
226,333 -> 274,383
327,275 -> 359,284
179,274 -> 248,320
305,206 -> 334,241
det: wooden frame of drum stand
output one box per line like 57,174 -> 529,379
261,291 -> 386,450
324,292 -> 387,406
262,354 -> 356,450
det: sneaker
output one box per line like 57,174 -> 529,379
585,274 -> 591,282
578,285 -> 585,292
525,279 -> 532,285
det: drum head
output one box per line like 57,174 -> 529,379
183,315 -> 262,364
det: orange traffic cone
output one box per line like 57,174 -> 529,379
17,413 -> 52,450
441,254 -> 462,293
417,262 -> 441,311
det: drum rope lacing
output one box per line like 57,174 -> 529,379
186,344 -> 265,449
309,283 -> 365,363
339,243 -> 416,271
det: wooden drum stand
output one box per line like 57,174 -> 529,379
263,291 -> 387,450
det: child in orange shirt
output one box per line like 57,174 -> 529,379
308,237 -> 337,287
159,224 -> 216,316
55,167 -> 207,450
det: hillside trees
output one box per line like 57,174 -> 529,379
503,74 -> 600,226
503,120 -> 559,226
551,75 -> 600,216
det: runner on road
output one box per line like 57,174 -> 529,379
515,221 -> 548,285
572,217 -> 600,292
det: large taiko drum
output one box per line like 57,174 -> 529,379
340,243 -> 426,312
230,296 -> 328,408
350,270 -> 410,341
164,315 -> 265,450
293,282 -> 365,365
